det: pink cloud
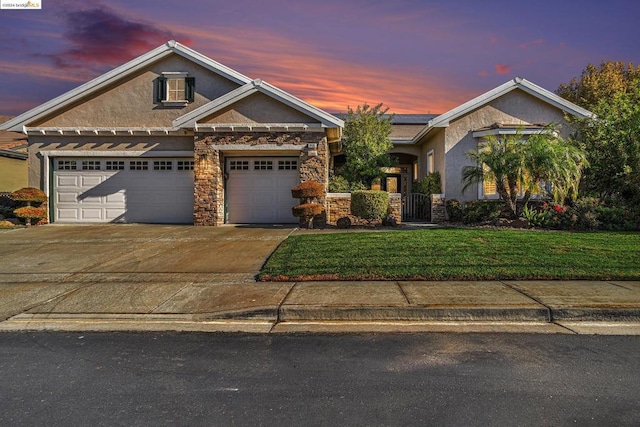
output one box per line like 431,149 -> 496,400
495,64 -> 511,75
478,70 -> 489,77
518,38 -> 545,49
171,24 -> 469,114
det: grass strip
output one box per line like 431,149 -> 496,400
259,229 -> 640,281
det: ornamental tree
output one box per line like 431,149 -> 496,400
11,187 -> 48,226
341,103 -> 394,188
291,181 -> 324,228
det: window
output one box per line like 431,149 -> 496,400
426,150 -> 435,174
254,160 -> 273,170
105,161 -> 125,171
57,160 -> 77,170
278,160 -> 297,170
130,161 -> 149,171
177,160 -> 194,171
82,160 -> 101,170
153,160 -> 173,171
229,160 -> 249,171
155,72 -> 195,104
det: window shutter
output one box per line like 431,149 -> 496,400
155,77 -> 166,103
185,77 -> 195,102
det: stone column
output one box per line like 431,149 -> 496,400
299,136 -> 329,227
431,193 -> 446,223
194,136 -> 224,226
389,193 -> 402,224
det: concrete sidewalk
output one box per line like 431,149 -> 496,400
1,278 -> 640,334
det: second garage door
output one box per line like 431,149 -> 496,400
226,157 -> 299,223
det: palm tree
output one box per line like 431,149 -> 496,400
462,128 -> 588,218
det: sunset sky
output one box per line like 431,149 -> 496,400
0,0 -> 638,116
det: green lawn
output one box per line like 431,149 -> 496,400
259,229 -> 640,281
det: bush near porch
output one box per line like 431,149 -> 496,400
445,197 -> 640,231
259,228 -> 640,281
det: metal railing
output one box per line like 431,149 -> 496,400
403,193 -> 431,221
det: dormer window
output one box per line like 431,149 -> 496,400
155,72 -> 195,106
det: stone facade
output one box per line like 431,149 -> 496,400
431,193 -> 446,223
325,193 -> 351,224
193,131 -> 329,226
325,193 -> 402,226
194,135 -> 224,226
389,194 -> 402,223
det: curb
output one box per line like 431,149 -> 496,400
278,305 -> 551,322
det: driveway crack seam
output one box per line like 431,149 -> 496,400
150,282 -> 192,315
396,281 -> 412,305
500,281 -> 553,323
272,282 -> 297,330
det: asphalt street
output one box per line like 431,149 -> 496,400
1,332 -> 639,426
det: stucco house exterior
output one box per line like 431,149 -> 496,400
0,41 -> 343,225
0,40 -> 593,225
372,79 -> 594,210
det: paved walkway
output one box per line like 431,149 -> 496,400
1,225 -> 639,334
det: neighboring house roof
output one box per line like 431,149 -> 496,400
173,79 -> 344,129
0,40 -> 254,132
412,77 -> 594,143
0,116 -> 27,160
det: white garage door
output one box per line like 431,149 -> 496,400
53,157 -> 194,223
226,157 -> 299,223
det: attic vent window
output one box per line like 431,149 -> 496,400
155,72 -> 195,106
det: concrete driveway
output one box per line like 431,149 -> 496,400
1,224 -> 294,278
0,224 -> 296,325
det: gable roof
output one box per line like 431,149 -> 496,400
173,78 -> 344,129
0,40 -> 253,132
412,77 -> 594,143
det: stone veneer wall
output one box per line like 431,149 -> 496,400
431,194 -> 446,223
193,131 -> 328,226
325,193 -> 402,225
194,136 -> 223,226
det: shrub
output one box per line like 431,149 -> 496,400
414,172 -> 442,195
328,176 -> 350,192
521,204 -> 550,228
571,197 -> 602,230
292,203 -> 324,218
291,181 -> 324,199
328,176 -> 368,192
462,200 -> 503,224
351,190 -> 389,220
0,220 -> 14,228
446,199 -> 464,222
10,187 -> 47,203
13,206 -> 46,220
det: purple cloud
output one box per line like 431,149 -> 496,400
50,6 -> 190,68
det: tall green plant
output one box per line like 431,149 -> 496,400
557,61 -> 640,203
342,103 -> 394,188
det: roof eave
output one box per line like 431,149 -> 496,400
174,79 -> 344,129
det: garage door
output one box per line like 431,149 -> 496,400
226,157 -> 299,223
53,157 -> 194,223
